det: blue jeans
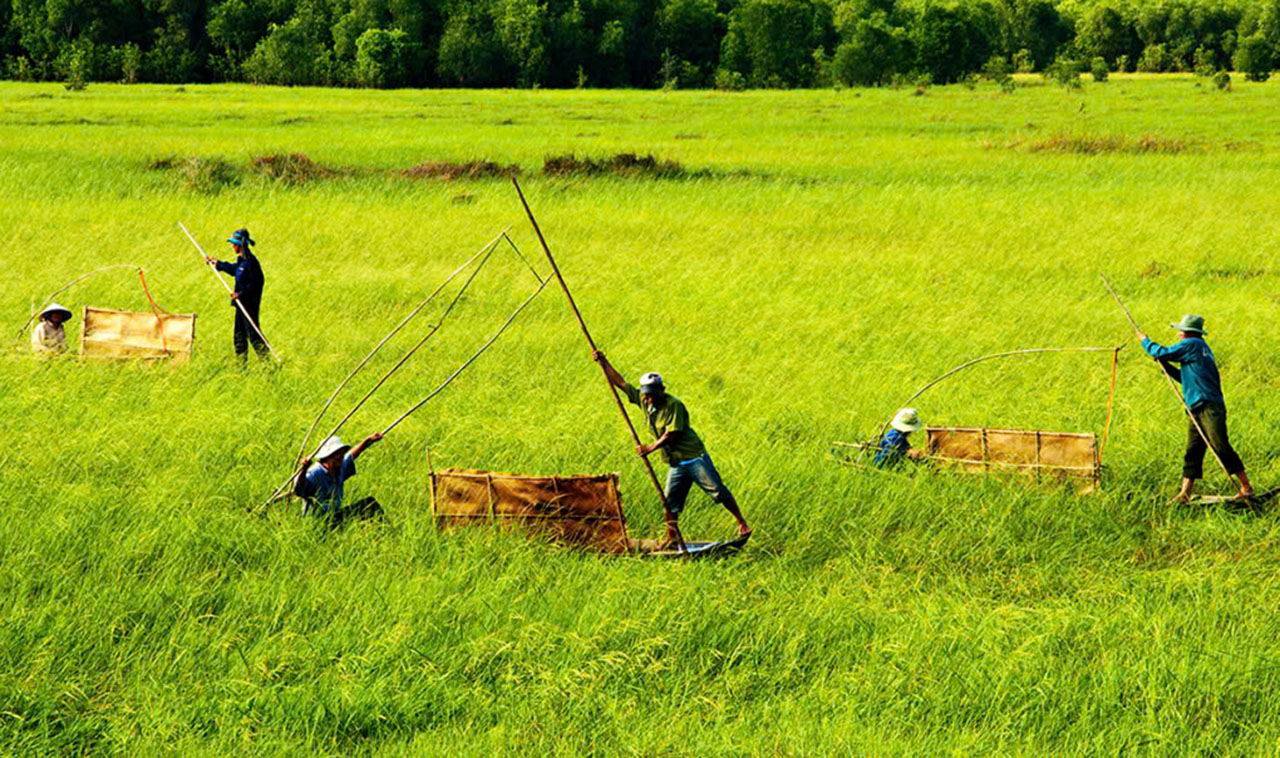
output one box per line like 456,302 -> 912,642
665,454 -> 733,515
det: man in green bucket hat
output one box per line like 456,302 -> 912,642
1139,314 -> 1254,501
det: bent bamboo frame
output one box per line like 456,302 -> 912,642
894,346 -> 1120,412
380,276 -> 550,434
860,346 -> 1122,471
292,228 -> 511,471
18,264 -> 141,338
259,241 -> 505,511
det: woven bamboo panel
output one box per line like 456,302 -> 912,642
925,426 -> 1099,485
80,306 -> 195,362
431,468 -> 630,554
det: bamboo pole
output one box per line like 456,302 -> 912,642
292,229 -> 510,471
177,222 -> 282,363
1098,273 -> 1234,485
510,176 -> 685,553
896,346 -> 1119,411
258,240 -> 504,511
379,276 -> 550,435
18,263 -> 140,337
500,232 -> 544,285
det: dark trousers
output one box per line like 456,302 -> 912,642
233,301 -> 268,359
331,497 -> 384,527
1185,401 -> 1245,479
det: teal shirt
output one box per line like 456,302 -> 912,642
1141,336 -> 1224,410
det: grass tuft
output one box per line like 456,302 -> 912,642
1139,261 -> 1167,279
248,152 -> 337,184
1203,267 -> 1266,280
1008,132 -> 1195,154
145,155 -> 242,193
542,152 -> 687,178
403,160 -> 517,180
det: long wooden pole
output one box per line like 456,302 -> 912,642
511,176 -> 684,552
1099,273 -> 1234,484
177,222 -> 282,363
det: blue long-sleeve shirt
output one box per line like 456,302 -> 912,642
1141,336 -> 1224,410
215,252 -> 264,307
874,429 -> 912,467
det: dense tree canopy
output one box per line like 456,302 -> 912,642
0,0 -> 1274,88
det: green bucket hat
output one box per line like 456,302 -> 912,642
1169,314 -> 1206,335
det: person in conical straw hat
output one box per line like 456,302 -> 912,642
592,350 -> 751,545
30,302 -> 72,353
293,432 -> 385,525
875,408 -> 925,468
1138,314 -> 1254,501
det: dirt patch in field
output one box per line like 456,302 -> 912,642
542,152 -> 688,179
249,153 -> 337,184
994,132 -> 1199,154
403,160 -> 518,180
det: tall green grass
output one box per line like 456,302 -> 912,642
3,76 -> 1280,754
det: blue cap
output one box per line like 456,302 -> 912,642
227,228 -> 255,247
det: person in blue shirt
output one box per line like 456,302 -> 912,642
293,432 -> 385,525
875,408 -> 925,468
204,227 -> 267,360
1138,314 -> 1254,501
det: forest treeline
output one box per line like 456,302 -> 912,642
2,0 -> 1278,89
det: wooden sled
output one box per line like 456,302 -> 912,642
1190,486 -> 1280,511
631,533 -> 751,560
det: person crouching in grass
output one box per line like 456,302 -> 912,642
875,408 -> 925,468
31,303 -> 72,354
1139,314 -> 1254,502
293,433 -> 385,525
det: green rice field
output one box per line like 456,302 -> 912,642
4,75 -> 1280,754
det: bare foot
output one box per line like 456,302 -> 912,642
1236,489 -> 1256,500
738,524 -> 752,537
1170,492 -> 1192,504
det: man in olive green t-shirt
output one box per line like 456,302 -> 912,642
594,350 -> 751,545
